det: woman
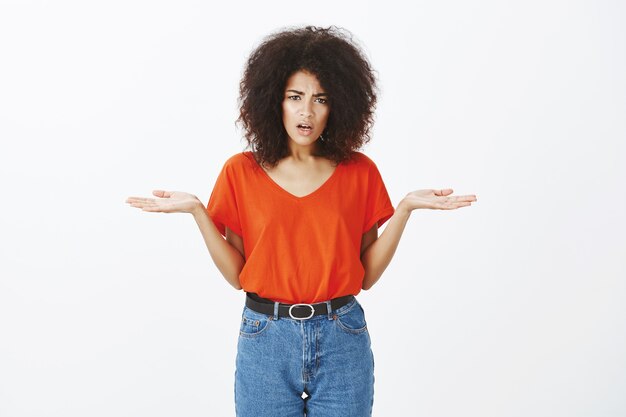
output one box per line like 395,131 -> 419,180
126,25 -> 477,417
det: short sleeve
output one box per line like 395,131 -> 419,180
362,160 -> 395,233
206,160 -> 242,238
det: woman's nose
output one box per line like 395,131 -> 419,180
299,100 -> 313,117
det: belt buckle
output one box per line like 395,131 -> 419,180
288,303 -> 315,320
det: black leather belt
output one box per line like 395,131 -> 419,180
245,292 -> 355,320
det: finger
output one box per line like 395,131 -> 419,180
126,196 -> 143,203
141,200 -> 166,210
126,197 -> 150,204
450,195 -> 471,202
130,199 -> 159,208
434,188 -> 453,196
153,190 -> 171,198
128,202 -> 150,209
450,201 -> 472,209
457,195 -> 477,202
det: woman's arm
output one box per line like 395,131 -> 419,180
360,201 -> 411,290
192,202 -> 245,290
360,188 -> 477,290
126,191 -> 245,291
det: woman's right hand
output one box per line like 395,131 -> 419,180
125,190 -> 203,215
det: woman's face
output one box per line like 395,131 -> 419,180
281,70 -> 330,149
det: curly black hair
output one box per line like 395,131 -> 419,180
237,25 -> 378,168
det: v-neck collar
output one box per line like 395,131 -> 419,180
246,151 -> 342,200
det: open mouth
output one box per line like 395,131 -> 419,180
296,122 -> 314,136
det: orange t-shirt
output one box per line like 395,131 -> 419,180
206,150 -> 395,304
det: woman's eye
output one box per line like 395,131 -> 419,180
286,95 -> 327,104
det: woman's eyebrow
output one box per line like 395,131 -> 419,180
286,89 -> 328,97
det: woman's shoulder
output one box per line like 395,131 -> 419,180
221,151 -> 257,170
344,150 -> 378,170
349,150 -> 373,163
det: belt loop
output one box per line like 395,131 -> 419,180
326,300 -> 333,320
273,301 -> 280,320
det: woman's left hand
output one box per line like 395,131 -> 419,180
399,188 -> 477,212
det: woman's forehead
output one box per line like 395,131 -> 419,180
284,70 -> 324,91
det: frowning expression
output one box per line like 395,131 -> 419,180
282,70 -> 330,148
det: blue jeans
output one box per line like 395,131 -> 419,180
234,296 -> 375,417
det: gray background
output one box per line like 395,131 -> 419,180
1,0 -> 625,416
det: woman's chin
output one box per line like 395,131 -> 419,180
287,135 -> 321,148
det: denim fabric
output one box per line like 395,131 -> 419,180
234,297 -> 375,417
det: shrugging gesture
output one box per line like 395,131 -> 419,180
360,188 -> 477,290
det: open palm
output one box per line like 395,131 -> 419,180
125,190 -> 202,214
403,188 -> 477,211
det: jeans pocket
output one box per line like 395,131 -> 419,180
334,300 -> 368,335
239,306 -> 272,338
